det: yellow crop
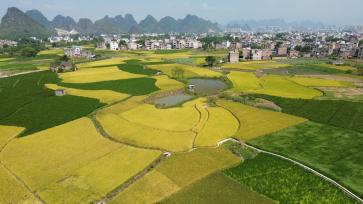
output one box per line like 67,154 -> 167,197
39,146 -> 161,204
120,103 -> 199,131
38,49 -> 64,55
0,118 -> 161,203
97,113 -> 195,152
223,61 -> 288,70
0,165 -> 41,204
0,125 -> 24,149
194,107 -> 239,147
148,64 -> 222,78
110,148 -> 240,204
77,58 -> 129,69
228,71 -> 262,91
59,66 -> 144,83
217,100 -> 307,141
153,75 -> 185,91
251,75 -> 322,99
46,84 -> 130,104
289,76 -> 352,87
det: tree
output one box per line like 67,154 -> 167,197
358,67 -> 363,76
60,55 -> 70,62
359,40 -> 363,46
205,56 -> 217,67
171,67 -> 185,79
21,47 -> 38,57
105,43 -> 110,49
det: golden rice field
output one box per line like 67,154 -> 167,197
46,84 -> 130,104
0,125 -> 24,149
194,107 -> 239,147
97,97 -> 241,151
227,71 -> 262,91
0,118 -> 161,203
223,61 -> 289,70
120,103 -> 200,131
110,148 -> 240,204
37,49 -> 64,56
227,72 -> 323,99
97,113 -> 196,152
59,66 -> 144,83
217,100 -> 307,141
289,76 -> 353,87
0,165 -> 41,204
77,58 -> 129,69
153,75 -> 185,91
148,64 -> 222,78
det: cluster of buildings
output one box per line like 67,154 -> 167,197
96,34 -> 202,51
227,31 -> 363,63
64,46 -> 95,59
144,37 -> 202,50
0,39 -> 17,47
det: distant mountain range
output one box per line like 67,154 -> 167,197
0,7 -> 221,39
226,19 -> 326,31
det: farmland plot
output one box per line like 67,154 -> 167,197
0,118 -> 161,203
217,100 -> 306,141
148,64 -> 222,78
224,153 -> 358,204
289,76 -> 353,87
59,66 -> 144,83
250,121 -> 363,197
0,125 -> 24,148
227,71 -> 262,91
223,61 -> 288,70
110,148 -> 240,204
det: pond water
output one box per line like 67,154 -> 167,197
187,78 -> 227,95
154,93 -> 193,107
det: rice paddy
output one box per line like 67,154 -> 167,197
0,118 -> 161,203
1,49 -> 361,203
217,100 -> 307,141
148,64 -> 222,78
110,148 -> 240,204
223,61 -> 289,70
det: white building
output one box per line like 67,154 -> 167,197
110,41 -> 119,51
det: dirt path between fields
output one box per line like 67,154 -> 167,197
0,162 -> 46,204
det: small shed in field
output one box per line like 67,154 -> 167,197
55,89 -> 66,96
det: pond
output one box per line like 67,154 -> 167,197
154,93 -> 193,107
187,78 -> 227,95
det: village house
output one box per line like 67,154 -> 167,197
64,46 -> 95,59
251,49 -> 263,60
228,50 -> 240,63
289,50 -> 300,58
0,39 -> 17,47
277,47 -> 288,56
261,49 -> 273,60
50,61 -> 74,73
110,40 -> 119,51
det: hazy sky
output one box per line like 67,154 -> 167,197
0,0 -> 362,25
